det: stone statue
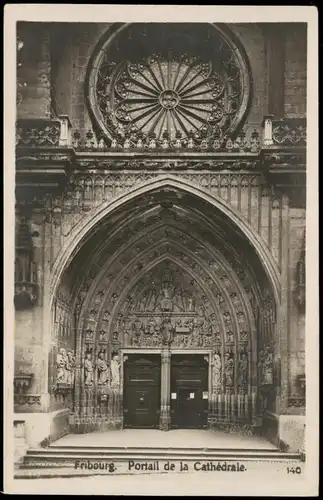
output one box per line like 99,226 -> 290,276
226,331 -> 234,343
162,318 -> 173,344
148,318 -> 156,335
66,349 -> 75,385
99,330 -> 107,342
84,352 -> 93,386
224,353 -> 234,386
97,351 -> 109,385
110,354 -> 121,389
102,310 -> 110,322
187,296 -> 194,312
238,352 -> 248,385
212,353 -> 222,387
56,348 -> 67,383
160,284 -> 174,312
263,347 -> 273,384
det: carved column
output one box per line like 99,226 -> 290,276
159,349 -> 171,431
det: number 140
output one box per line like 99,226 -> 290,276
287,466 -> 302,474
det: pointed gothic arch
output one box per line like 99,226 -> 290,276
50,176 -> 281,307
49,175 -> 280,433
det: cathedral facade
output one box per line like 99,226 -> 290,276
14,22 -> 306,454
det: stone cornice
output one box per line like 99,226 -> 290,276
15,116 -> 307,208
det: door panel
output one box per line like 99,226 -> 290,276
123,354 -> 161,428
171,355 -> 208,429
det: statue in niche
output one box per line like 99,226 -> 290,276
262,347 -> 273,385
66,350 -> 75,385
102,310 -> 110,322
189,319 -> 203,347
94,290 -> 105,304
84,352 -> 93,386
216,293 -> 225,305
223,312 -> 231,323
99,330 -> 108,342
89,309 -> 97,321
112,331 -> 119,343
161,318 -> 174,345
224,353 -> 234,386
56,348 -> 67,383
133,318 -> 142,335
110,353 -> 121,389
156,269 -> 175,312
226,331 -> 234,343
147,318 -> 156,335
238,352 -> 248,385
85,329 -> 94,341
214,330 -> 221,342
240,331 -> 248,341
151,327 -> 162,346
97,351 -> 109,385
212,353 -> 222,387
124,328 -> 131,346
160,285 -> 174,312
237,311 -> 245,324
187,296 -> 194,312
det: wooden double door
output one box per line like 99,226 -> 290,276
123,353 -> 208,429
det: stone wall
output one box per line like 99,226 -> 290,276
17,22 -> 52,119
287,208 -> 306,408
284,24 -> 307,118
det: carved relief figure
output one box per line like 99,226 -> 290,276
238,352 -> 248,385
110,353 -> 121,388
224,353 -> 234,386
56,348 -> 67,383
212,353 -> 222,387
97,351 -> 109,385
84,352 -> 93,386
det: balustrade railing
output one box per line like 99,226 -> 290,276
262,116 -> 306,147
15,116 -> 306,152
16,115 -> 72,148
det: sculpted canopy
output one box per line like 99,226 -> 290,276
86,23 -> 252,148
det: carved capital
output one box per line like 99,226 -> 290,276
14,373 -> 33,393
14,282 -> 38,309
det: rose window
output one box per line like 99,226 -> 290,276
88,24 -> 252,147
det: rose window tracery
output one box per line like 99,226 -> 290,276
88,24 -> 252,147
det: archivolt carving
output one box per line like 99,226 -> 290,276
49,171 -> 283,271
72,211 -> 261,338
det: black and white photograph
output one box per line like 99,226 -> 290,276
4,5 -> 318,496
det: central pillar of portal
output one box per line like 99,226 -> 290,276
160,349 -> 171,431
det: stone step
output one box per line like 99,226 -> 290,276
21,449 -> 300,466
